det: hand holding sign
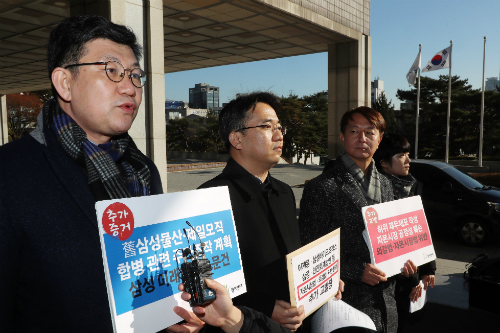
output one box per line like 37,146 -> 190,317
422,275 -> 435,290
409,283 -> 422,303
402,260 -> 417,278
271,301 -> 305,332
175,279 -> 243,333
361,263 -> 387,286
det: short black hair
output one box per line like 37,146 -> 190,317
374,133 -> 411,170
219,92 -> 281,150
340,106 -> 386,135
47,15 -> 142,97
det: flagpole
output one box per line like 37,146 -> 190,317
415,44 -> 421,159
479,36 -> 486,167
445,41 -> 452,164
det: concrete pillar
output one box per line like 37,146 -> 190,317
144,1 -> 167,189
0,95 -> 7,145
327,35 -> 371,158
70,0 -> 167,188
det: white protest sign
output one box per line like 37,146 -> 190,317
362,195 -> 436,277
96,187 -> 246,333
311,299 -> 376,332
286,228 -> 340,318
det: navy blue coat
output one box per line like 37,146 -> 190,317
0,117 -> 162,332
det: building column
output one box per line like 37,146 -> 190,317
71,0 -> 167,188
145,1 -> 167,189
117,0 -> 167,189
327,35 -> 371,158
0,95 -> 7,145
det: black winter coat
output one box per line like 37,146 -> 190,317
199,158 -> 302,318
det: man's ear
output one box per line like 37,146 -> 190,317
378,132 -> 383,143
51,68 -> 72,102
340,132 -> 344,144
229,131 -> 243,150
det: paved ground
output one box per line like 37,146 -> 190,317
166,163 -> 324,206
165,162 -> 500,314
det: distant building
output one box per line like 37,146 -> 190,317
165,100 -> 188,109
166,107 -> 209,123
485,77 -> 499,91
400,101 -> 416,111
189,83 -> 219,109
371,78 -> 384,104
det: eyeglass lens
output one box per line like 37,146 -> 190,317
270,124 -> 282,132
105,61 -> 146,88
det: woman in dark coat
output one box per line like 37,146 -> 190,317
373,133 -> 436,333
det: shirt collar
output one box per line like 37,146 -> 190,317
253,174 -> 272,189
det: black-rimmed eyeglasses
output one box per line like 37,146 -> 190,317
64,61 -> 146,88
236,123 -> 283,133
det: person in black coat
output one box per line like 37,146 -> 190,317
373,133 -> 436,333
198,92 -> 306,331
299,108 -> 416,333
0,16 -> 184,333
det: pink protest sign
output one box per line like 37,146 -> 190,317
362,196 -> 436,277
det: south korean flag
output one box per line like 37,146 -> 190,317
422,46 -> 451,72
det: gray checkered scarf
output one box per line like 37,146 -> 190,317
45,99 -> 151,201
341,152 -> 382,205
380,171 -> 416,199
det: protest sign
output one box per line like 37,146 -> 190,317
362,195 -> 436,277
96,187 -> 245,333
286,228 -> 340,318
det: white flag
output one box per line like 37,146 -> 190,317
406,50 -> 421,86
422,46 -> 451,72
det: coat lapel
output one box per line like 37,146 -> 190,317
331,159 -> 368,209
43,129 -> 98,230
266,180 -> 301,253
219,159 -> 299,254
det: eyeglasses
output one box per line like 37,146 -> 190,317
64,61 -> 146,88
236,123 -> 283,133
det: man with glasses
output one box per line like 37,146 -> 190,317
0,15 -> 175,332
198,92 -> 306,331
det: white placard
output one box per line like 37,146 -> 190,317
362,196 -> 436,277
286,228 -> 340,318
311,299 -> 376,332
96,187 -> 246,333
410,281 -> 427,313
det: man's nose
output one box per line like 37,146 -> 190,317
117,74 -> 137,96
273,128 -> 283,141
357,132 -> 367,142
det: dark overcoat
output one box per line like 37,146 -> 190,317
0,114 -> 162,332
299,157 -> 397,333
199,159 -> 302,318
